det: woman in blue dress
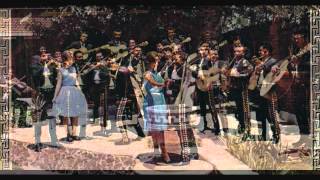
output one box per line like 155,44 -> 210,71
143,51 -> 171,163
52,51 -> 88,142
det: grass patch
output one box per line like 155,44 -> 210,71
226,136 -> 312,174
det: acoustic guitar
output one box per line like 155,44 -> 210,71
260,43 -> 310,97
196,66 -> 221,92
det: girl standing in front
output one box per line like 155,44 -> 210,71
52,51 -> 88,142
143,51 -> 171,163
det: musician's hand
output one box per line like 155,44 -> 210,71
221,68 -> 227,74
271,65 -> 280,74
198,71 -> 205,80
207,84 -> 212,91
52,97 -> 56,104
255,64 -> 263,73
230,68 -> 240,77
128,66 -> 134,73
291,55 -> 298,64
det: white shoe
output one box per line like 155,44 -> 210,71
103,130 -> 111,137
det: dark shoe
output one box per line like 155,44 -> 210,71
212,129 -> 221,136
238,126 -> 245,134
199,129 -> 206,134
66,135 -> 73,142
162,155 -> 171,164
223,128 -> 229,134
271,134 -> 280,144
135,125 -> 145,138
241,133 -> 251,141
72,136 -> 81,141
190,153 -> 199,160
200,127 -> 213,134
34,143 -> 41,152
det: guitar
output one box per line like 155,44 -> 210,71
196,66 -> 221,92
109,44 -> 127,54
136,41 -> 149,48
248,56 -> 263,90
68,43 -> 128,60
213,40 -> 228,50
260,43 -> 310,97
68,46 -> 104,60
162,37 -> 191,49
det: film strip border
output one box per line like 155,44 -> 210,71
0,9 -> 11,170
312,7 -> 320,170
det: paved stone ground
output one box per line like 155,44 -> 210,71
7,105 -> 312,174
10,140 -> 135,173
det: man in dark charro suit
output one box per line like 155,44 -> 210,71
228,44 -> 253,140
253,42 -> 280,144
85,50 -> 110,133
272,27 -> 311,147
66,32 -> 93,51
115,46 -> 146,140
191,44 -> 220,135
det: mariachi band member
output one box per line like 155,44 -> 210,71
66,32 -> 93,51
128,39 -> 137,53
73,50 -> 90,99
53,50 -> 62,65
52,51 -> 88,142
252,42 -> 280,144
290,28 -> 311,147
87,50 -> 111,136
272,27 -> 310,147
191,44 -> 220,135
166,50 -> 200,160
228,44 -> 253,140
166,52 -> 185,104
161,26 -> 190,54
34,49 -> 59,117
199,30 -> 217,50
29,47 -> 61,151
108,29 -> 127,47
115,46 -> 145,144
207,48 -> 229,135
156,46 -> 173,77
161,26 -> 181,46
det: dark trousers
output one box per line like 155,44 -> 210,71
91,83 -> 104,118
292,82 -> 310,135
197,87 -> 220,131
91,81 -> 109,127
164,79 -> 181,104
39,89 -> 55,120
255,89 -> 280,140
230,86 -> 251,134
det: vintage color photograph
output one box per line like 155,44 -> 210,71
0,4 -> 318,175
